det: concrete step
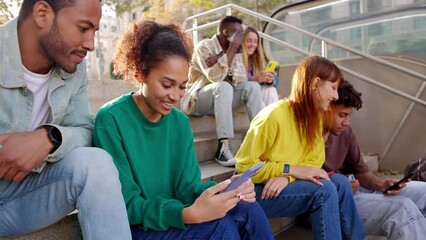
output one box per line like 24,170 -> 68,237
87,80 -> 137,114
189,113 -> 250,135
0,214 -> 80,240
275,222 -> 386,240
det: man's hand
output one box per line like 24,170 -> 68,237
227,31 -> 244,47
206,55 -> 219,67
0,129 -> 52,182
382,178 -> 407,196
350,179 -> 360,193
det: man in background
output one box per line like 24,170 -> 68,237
182,16 -> 264,167
324,80 -> 426,239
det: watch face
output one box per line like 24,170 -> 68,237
284,164 -> 290,173
51,127 -> 61,144
46,126 -> 61,146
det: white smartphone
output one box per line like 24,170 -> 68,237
224,162 -> 264,192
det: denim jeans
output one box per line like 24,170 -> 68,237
356,181 -> 426,239
194,81 -> 264,139
255,173 -> 365,240
0,147 -> 132,240
329,174 -> 365,239
130,202 -> 274,240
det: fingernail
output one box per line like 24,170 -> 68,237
239,195 -> 245,200
223,179 -> 231,184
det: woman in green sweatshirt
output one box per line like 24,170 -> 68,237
93,19 -> 274,240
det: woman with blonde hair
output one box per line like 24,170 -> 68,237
236,55 -> 365,239
242,26 -> 279,105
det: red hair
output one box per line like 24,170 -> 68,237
289,55 -> 343,147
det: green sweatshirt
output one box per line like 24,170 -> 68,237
93,93 -> 215,231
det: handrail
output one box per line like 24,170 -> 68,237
183,3 -> 426,83
183,3 -> 426,107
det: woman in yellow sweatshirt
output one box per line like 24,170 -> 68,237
235,55 -> 365,239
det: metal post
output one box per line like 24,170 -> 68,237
96,31 -> 102,80
321,40 -> 328,58
192,19 -> 198,45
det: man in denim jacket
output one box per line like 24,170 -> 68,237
0,0 -> 131,239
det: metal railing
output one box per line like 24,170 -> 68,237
183,3 -> 426,162
183,3 -> 426,108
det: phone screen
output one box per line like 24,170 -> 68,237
224,162 -> 264,192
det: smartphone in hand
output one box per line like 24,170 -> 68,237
265,61 -> 279,72
383,171 -> 416,193
224,162 -> 264,192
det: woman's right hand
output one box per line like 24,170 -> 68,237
290,165 -> 329,185
262,176 -> 289,199
182,179 -> 250,224
252,71 -> 273,84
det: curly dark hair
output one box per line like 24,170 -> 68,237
219,15 -> 243,32
113,18 -> 193,83
333,80 -> 363,110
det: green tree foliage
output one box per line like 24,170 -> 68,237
105,0 -> 285,28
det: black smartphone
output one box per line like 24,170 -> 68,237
383,171 -> 416,193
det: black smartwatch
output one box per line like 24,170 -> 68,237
42,125 -> 62,153
283,164 -> 290,175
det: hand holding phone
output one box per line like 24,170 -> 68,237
224,162 -> 264,192
383,171 -> 415,193
265,61 -> 279,72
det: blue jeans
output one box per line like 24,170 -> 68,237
0,147 -> 132,240
130,202 -> 274,240
329,174 -> 365,239
255,173 -> 365,240
356,181 -> 426,239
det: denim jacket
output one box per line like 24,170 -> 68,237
0,18 -> 94,164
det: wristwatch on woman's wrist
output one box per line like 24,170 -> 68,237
283,164 -> 290,176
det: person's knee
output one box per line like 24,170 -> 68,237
62,147 -> 119,182
213,81 -> 233,96
244,81 -> 262,94
214,215 -> 238,236
330,173 -> 352,192
396,196 -> 420,214
234,202 -> 265,221
316,180 -> 339,200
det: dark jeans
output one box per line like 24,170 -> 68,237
131,202 -> 274,240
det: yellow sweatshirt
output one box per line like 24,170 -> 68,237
235,100 -> 325,183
